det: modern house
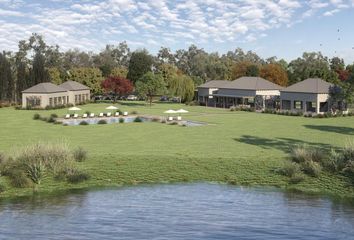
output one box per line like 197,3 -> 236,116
197,77 -> 283,110
59,81 -> 90,105
197,80 -> 230,107
280,78 -> 333,114
22,81 -> 90,108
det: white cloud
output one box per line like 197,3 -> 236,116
0,0 -> 353,53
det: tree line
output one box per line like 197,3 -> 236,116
1,33 -> 354,104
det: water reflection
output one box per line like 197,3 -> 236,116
0,183 -> 353,240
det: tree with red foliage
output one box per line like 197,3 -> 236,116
101,76 -> 133,102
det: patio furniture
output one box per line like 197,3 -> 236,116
115,112 -> 120,117
90,113 -> 95,118
107,112 -> 112,117
177,116 -> 182,121
99,113 -> 104,117
83,114 -> 88,118
123,112 -> 128,116
168,116 -> 173,121
65,114 -> 70,119
73,114 -> 78,118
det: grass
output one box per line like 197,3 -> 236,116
0,101 -> 354,198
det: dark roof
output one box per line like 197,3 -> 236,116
59,81 -> 90,91
198,80 -> 230,88
221,77 -> 283,90
22,82 -> 67,93
281,78 -> 333,94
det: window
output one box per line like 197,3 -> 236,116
49,98 -> 53,106
54,97 -> 57,106
294,101 -> 302,110
282,100 -> 291,110
26,96 -> 41,107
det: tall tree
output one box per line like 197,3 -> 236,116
16,61 -> 27,102
68,67 -> 103,95
31,52 -> 48,84
0,52 -> 14,101
260,64 -> 288,86
135,72 -> 166,106
127,49 -> 154,83
169,74 -> 195,103
101,76 -> 133,102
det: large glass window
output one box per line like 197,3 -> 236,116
49,98 -> 53,106
294,101 -> 303,110
26,96 -> 41,107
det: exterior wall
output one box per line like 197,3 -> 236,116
256,90 -> 280,96
22,92 -> 69,108
67,90 -> 90,105
280,92 -> 330,113
217,88 -> 256,97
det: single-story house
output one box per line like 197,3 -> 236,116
280,78 -> 333,114
59,81 -> 90,105
22,81 -> 90,108
197,80 -> 230,107
197,77 -> 283,110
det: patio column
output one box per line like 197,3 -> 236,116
316,99 -> 320,114
303,101 -> 307,112
262,96 -> 266,110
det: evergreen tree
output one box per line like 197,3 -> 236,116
32,52 -> 48,84
127,50 -> 154,83
16,61 -> 27,101
0,52 -> 14,101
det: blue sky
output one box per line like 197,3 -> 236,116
0,0 -> 354,63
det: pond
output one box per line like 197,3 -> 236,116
0,183 -> 353,240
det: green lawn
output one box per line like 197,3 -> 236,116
1,101 -> 354,198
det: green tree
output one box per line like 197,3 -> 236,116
135,72 -> 166,106
110,66 -> 128,78
246,65 -> 260,77
0,52 -> 14,101
16,61 -> 28,102
169,74 -> 195,103
127,50 -> 154,83
31,52 -> 48,84
48,67 -> 62,84
68,68 -> 103,95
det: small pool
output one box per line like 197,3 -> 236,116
60,116 -> 206,127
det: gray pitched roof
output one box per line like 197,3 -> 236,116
221,77 -> 283,90
198,80 -> 230,88
59,81 -> 90,91
22,82 -> 67,93
281,78 -> 333,94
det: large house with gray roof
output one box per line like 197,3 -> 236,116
280,78 -> 333,114
197,77 -> 283,110
22,81 -> 90,108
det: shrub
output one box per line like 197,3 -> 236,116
161,119 -> 166,123
290,145 -> 311,163
0,183 -> 5,193
230,106 -> 236,111
131,110 -> 138,115
321,149 -> 341,172
7,169 -> 31,188
301,160 -> 322,177
168,122 -> 178,125
79,121 -> 89,125
66,169 -> 90,183
24,161 -> 45,186
289,173 -> 305,184
33,113 -> 41,120
50,113 -> 58,118
119,118 -> 125,123
85,110 -> 91,115
151,117 -> 160,122
133,117 -> 143,122
276,161 -> 301,177
97,119 -> 107,124
47,116 -> 56,123
73,147 -> 87,162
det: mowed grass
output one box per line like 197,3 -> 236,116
0,102 -> 354,198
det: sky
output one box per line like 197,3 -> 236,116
0,0 -> 354,63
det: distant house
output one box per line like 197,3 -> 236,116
197,77 -> 283,110
59,81 -> 90,105
22,81 -> 90,109
280,78 -> 333,114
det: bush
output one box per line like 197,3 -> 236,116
289,173 -> 305,184
73,147 -> 87,162
290,145 -> 311,163
131,110 -> 138,115
33,113 -> 41,120
119,118 -> 125,123
229,106 -> 236,111
276,161 -> 301,177
7,169 -> 31,188
66,169 -> 90,183
301,160 -> 322,177
97,119 -> 107,124
0,183 -> 5,193
168,122 -> 178,125
79,121 -> 89,125
47,116 -> 56,123
50,113 -> 58,118
151,117 -> 160,122
321,149 -> 341,172
133,117 -> 143,122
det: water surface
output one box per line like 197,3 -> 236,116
0,183 -> 353,240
